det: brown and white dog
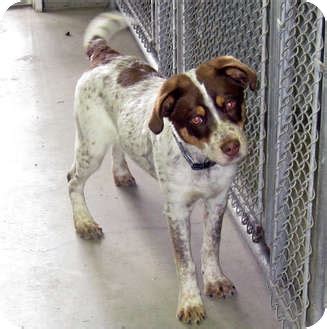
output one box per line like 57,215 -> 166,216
67,12 -> 256,324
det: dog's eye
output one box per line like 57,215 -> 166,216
190,116 -> 204,126
224,99 -> 237,112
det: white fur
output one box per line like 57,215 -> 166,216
83,11 -> 130,50
68,12 -> 245,324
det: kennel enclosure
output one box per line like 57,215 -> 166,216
115,0 -> 327,328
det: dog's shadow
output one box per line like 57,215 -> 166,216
83,157 -> 174,266
113,174 -> 172,262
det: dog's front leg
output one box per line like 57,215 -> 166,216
165,202 -> 206,324
201,197 -> 236,299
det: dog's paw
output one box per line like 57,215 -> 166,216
177,295 -> 206,324
74,218 -> 104,240
113,174 -> 136,187
204,276 -> 236,299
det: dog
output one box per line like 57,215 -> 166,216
67,12 -> 256,325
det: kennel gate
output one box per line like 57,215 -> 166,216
115,0 -> 326,328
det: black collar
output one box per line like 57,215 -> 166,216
172,130 -> 216,171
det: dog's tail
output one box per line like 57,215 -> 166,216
83,11 -> 128,53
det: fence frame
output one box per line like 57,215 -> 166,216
306,22 -> 327,327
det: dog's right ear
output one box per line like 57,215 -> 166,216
206,56 -> 257,91
148,75 -> 186,134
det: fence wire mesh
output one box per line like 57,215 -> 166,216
116,0 -> 156,54
270,1 -> 324,327
182,0 -> 268,244
118,0 -> 326,328
157,1 -> 175,76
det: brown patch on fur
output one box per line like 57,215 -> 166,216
196,60 -> 248,124
239,103 -> 246,128
204,277 -> 236,299
113,173 -> 136,187
179,127 -> 206,149
215,95 -> 225,107
87,38 -> 120,69
149,75 -> 192,134
196,56 -> 257,124
149,75 -> 215,147
200,56 -> 257,90
177,303 -> 206,324
168,219 -> 189,268
195,106 -> 206,116
117,62 -> 160,87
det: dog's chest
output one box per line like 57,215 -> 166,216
176,165 -> 236,200
153,134 -> 237,200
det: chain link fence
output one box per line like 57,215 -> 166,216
116,0 -> 156,55
268,2 -> 325,327
116,0 -> 326,328
181,0 -> 268,244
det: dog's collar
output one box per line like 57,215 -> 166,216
171,127 -> 216,171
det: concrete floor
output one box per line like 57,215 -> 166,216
0,7 -> 280,329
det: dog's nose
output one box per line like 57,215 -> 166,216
220,139 -> 240,158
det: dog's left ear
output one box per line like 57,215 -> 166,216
207,56 -> 257,91
149,74 -> 189,134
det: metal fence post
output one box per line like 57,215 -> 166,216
270,0 -> 295,286
264,0 -> 281,251
269,1 -> 325,327
269,2 -> 296,326
306,20 -> 327,327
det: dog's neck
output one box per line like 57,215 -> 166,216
170,124 -> 216,171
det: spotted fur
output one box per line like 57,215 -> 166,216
67,12 -> 256,325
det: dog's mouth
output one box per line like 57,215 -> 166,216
172,123 -> 248,169
219,153 -> 245,166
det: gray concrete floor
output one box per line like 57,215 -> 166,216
0,7 -> 280,329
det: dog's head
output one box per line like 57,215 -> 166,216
148,56 -> 257,166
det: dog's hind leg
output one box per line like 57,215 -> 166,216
68,132 -> 108,240
112,144 -> 136,187
67,98 -> 115,240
